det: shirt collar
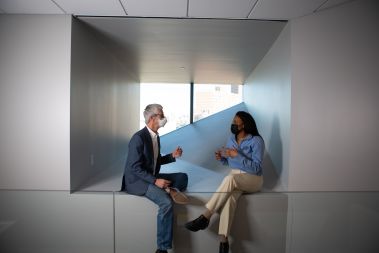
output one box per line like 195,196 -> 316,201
146,125 -> 158,138
233,134 -> 253,144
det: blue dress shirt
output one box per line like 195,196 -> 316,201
220,134 -> 265,176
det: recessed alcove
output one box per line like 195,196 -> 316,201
70,16 -> 286,192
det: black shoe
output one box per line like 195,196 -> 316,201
155,250 -> 168,253
219,241 -> 229,253
185,214 -> 209,232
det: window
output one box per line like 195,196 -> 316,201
193,84 -> 243,122
140,83 -> 190,136
140,83 -> 243,135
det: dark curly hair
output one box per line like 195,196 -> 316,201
235,111 -> 260,137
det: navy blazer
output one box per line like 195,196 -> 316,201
121,127 -> 175,195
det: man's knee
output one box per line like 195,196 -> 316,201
180,172 -> 188,186
160,195 -> 173,213
176,173 -> 188,191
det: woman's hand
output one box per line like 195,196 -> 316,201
215,149 -> 222,160
224,147 -> 238,158
216,147 -> 238,158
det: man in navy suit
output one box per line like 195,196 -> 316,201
121,103 -> 188,253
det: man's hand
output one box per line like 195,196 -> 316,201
155,179 -> 171,189
172,146 -> 183,158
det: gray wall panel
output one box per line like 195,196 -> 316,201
0,15 -> 71,190
287,192 -> 379,253
0,191 -> 114,253
290,0 -> 379,191
115,192 -> 288,253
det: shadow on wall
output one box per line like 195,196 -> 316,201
173,195 -> 209,253
73,137 -> 130,192
262,116 -> 283,191
171,193 -> 289,253
230,194 -> 288,253
78,18 -> 140,81
161,103 -> 248,171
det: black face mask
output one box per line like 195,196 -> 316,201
231,124 -> 241,135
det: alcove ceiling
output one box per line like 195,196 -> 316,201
80,17 -> 286,84
0,0 -> 354,84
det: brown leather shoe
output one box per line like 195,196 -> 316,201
169,188 -> 189,204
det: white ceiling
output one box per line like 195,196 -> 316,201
0,0 -> 356,84
0,0 -> 355,20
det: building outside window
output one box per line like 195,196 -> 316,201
140,83 -> 242,135
193,84 -> 242,122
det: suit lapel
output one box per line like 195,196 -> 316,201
142,127 -> 153,155
157,135 -> 161,152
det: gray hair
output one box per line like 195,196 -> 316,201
143,104 -> 163,124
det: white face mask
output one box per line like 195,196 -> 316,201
158,117 -> 167,128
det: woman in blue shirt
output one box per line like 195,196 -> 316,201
185,111 -> 264,253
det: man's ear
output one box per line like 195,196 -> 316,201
148,115 -> 155,123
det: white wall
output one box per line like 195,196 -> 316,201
289,0 -> 379,191
70,19 -> 140,192
0,15 -> 71,190
244,24 -> 292,192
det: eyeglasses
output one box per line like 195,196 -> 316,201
153,113 -> 165,119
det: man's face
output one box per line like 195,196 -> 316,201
152,109 -> 165,129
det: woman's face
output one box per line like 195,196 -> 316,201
232,115 -> 244,132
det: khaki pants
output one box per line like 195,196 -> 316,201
205,169 -> 263,236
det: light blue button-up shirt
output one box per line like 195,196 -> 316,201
220,134 -> 265,176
